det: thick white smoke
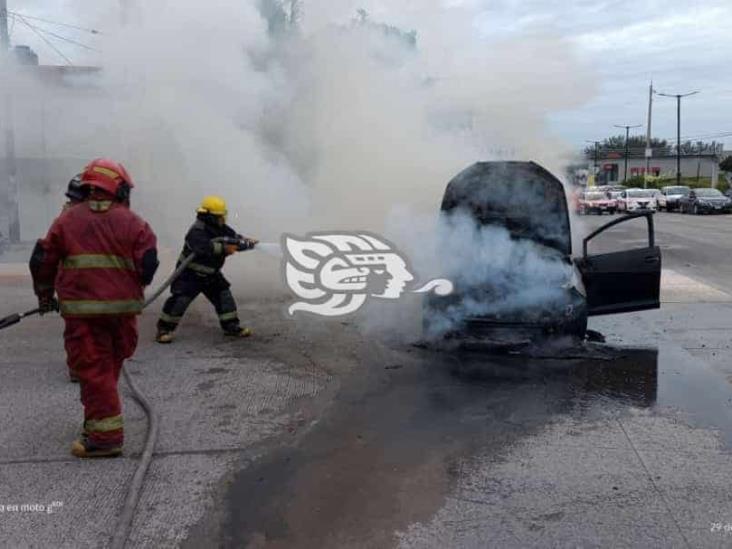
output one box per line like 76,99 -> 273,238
426,211 -> 577,338
7,0 -> 596,335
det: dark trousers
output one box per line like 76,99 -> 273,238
157,272 -> 240,333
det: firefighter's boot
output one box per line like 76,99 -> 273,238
224,327 -> 252,338
70,438 -> 122,459
155,330 -> 175,344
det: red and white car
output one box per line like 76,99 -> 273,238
578,190 -> 618,215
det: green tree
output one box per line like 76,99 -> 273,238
353,9 -> 417,48
584,136 -> 671,158
585,136 -> 724,159
720,156 -> 732,172
676,140 -> 724,155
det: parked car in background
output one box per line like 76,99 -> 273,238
597,185 -> 626,203
660,186 -> 691,212
424,161 -> 661,345
679,188 -> 732,214
650,189 -> 665,210
578,190 -> 618,215
617,188 -> 658,212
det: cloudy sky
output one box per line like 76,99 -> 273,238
7,0 -> 732,148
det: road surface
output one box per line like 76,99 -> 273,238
2,212 -> 732,548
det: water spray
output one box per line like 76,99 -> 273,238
253,242 -> 282,258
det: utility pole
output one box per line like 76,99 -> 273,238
657,90 -> 700,186
614,124 -> 642,184
1,0 -> 19,242
120,0 -> 138,25
0,0 -> 8,49
585,140 -> 600,187
289,0 -> 302,27
696,141 -> 703,183
644,82 -> 654,188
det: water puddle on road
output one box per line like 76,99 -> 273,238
209,339 -> 703,549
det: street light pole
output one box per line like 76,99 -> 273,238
657,90 -> 700,186
645,81 -> 654,188
614,124 -> 642,184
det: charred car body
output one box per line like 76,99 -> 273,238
424,161 -> 661,346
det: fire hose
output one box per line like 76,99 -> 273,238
109,252 -> 196,549
0,257 -> 194,548
113,236 -> 260,548
0,237 -> 269,549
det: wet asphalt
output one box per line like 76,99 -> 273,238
178,212 -> 732,548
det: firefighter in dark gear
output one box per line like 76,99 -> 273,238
62,174 -> 90,383
30,158 -> 158,459
156,195 -> 257,344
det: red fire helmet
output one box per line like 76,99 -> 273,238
80,158 -> 135,195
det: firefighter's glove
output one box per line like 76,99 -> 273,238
215,237 -> 239,256
38,296 -> 59,315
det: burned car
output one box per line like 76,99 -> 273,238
424,161 -> 661,345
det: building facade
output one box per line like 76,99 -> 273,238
590,153 -> 720,186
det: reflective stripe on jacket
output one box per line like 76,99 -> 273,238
63,254 -> 135,270
177,217 -> 238,276
30,198 -> 157,318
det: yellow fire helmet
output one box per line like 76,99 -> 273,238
197,195 -> 228,218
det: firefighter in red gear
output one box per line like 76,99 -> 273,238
30,158 -> 159,458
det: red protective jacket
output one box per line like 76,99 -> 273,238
30,197 -> 158,317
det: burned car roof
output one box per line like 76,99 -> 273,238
440,161 -> 572,256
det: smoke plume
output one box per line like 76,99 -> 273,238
5,1 -> 595,336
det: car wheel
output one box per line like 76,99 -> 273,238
564,309 -> 588,339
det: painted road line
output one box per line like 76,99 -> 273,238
661,269 -> 732,303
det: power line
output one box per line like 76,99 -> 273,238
665,131 -> 732,141
29,24 -> 99,52
16,15 -> 72,65
591,130 -> 732,144
613,124 -> 643,183
8,10 -> 101,35
656,90 -> 702,186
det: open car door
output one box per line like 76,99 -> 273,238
578,212 -> 661,316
